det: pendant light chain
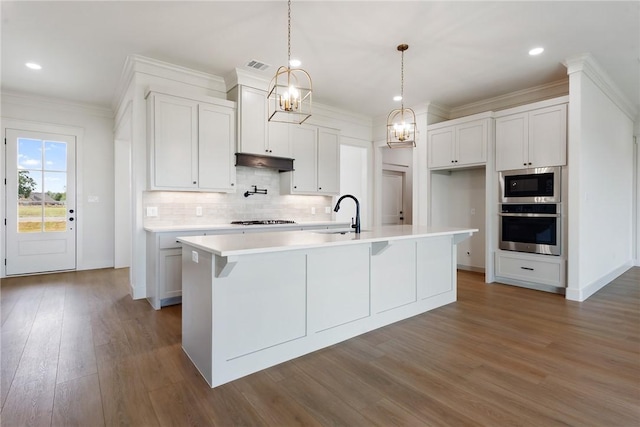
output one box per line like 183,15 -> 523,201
287,0 -> 292,64
400,47 -> 405,111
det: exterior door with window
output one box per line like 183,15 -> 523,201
5,129 -> 76,275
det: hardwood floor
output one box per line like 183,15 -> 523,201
1,267 -> 638,426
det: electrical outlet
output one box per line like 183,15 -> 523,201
196,206 -> 203,216
146,206 -> 158,217
325,206 -> 331,213
311,207 -> 316,215
192,250 -> 199,263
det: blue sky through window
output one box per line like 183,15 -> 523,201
18,138 -> 67,193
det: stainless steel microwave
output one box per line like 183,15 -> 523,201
499,166 -> 561,204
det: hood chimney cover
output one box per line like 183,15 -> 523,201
235,153 -> 294,172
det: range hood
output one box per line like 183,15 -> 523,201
235,153 -> 294,172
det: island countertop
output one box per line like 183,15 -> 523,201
178,225 -> 478,257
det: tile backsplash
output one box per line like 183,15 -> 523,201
143,166 -> 334,227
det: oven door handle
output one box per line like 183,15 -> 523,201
499,213 -> 561,218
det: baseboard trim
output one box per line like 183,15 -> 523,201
457,265 -> 485,274
565,261 -> 633,301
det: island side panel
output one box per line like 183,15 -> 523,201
307,245 -> 371,333
181,245 -> 214,386
212,251 -> 307,387
371,239 -> 418,314
417,235 -> 456,305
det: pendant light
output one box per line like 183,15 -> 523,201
387,44 -> 417,148
268,0 -> 312,124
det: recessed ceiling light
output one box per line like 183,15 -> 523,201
529,47 -> 544,56
393,95 -> 402,102
25,62 -> 42,70
289,59 -> 301,67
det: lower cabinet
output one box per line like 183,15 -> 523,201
495,250 -> 565,288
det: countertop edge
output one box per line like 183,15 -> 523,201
179,227 -> 478,257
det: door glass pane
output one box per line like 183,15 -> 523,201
16,138 -> 68,233
44,140 -> 67,171
43,171 -> 67,232
18,138 -> 43,169
18,169 -> 43,233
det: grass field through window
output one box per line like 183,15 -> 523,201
18,205 -> 67,232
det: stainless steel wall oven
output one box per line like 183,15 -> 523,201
499,203 -> 561,256
499,166 -> 562,256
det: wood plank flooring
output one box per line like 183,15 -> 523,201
1,267 -> 638,426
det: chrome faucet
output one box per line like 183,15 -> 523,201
334,194 -> 361,234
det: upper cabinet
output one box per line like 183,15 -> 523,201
146,90 -> 236,192
230,85 -> 292,158
281,125 -> 340,195
427,116 -> 490,169
495,103 -> 567,171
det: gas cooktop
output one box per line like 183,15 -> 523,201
230,220 -> 296,226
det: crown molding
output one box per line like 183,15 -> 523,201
449,79 -> 569,119
565,53 -> 638,121
111,54 -> 227,111
225,68 -> 270,92
2,90 -> 114,118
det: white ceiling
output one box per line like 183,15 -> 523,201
2,1 -> 638,118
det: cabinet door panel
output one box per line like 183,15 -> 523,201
457,120 -> 487,166
528,104 -> 567,168
496,113 -> 528,171
317,128 -> 340,194
428,127 -> 455,168
198,103 -> 235,191
154,95 -> 198,188
290,125 -> 317,192
268,121 -> 291,157
160,249 -> 182,299
239,87 -> 268,155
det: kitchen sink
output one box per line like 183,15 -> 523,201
312,229 -> 370,235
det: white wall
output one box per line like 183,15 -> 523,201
566,57 -> 636,301
1,92 -> 115,275
430,168 -> 486,271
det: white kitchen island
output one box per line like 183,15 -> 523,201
178,225 -> 476,387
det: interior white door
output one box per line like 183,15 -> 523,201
5,129 -> 76,275
382,170 -> 404,225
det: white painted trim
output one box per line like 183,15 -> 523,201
144,85 -> 236,108
450,79 -> 569,119
565,261 -> 633,301
493,95 -> 569,118
565,53 -> 638,121
112,54 -> 227,111
2,91 -> 113,118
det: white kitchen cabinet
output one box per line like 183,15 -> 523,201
495,103 -> 567,171
495,250 -> 565,288
146,90 -> 236,191
428,116 -> 490,169
231,85 -> 292,157
281,125 -> 340,195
